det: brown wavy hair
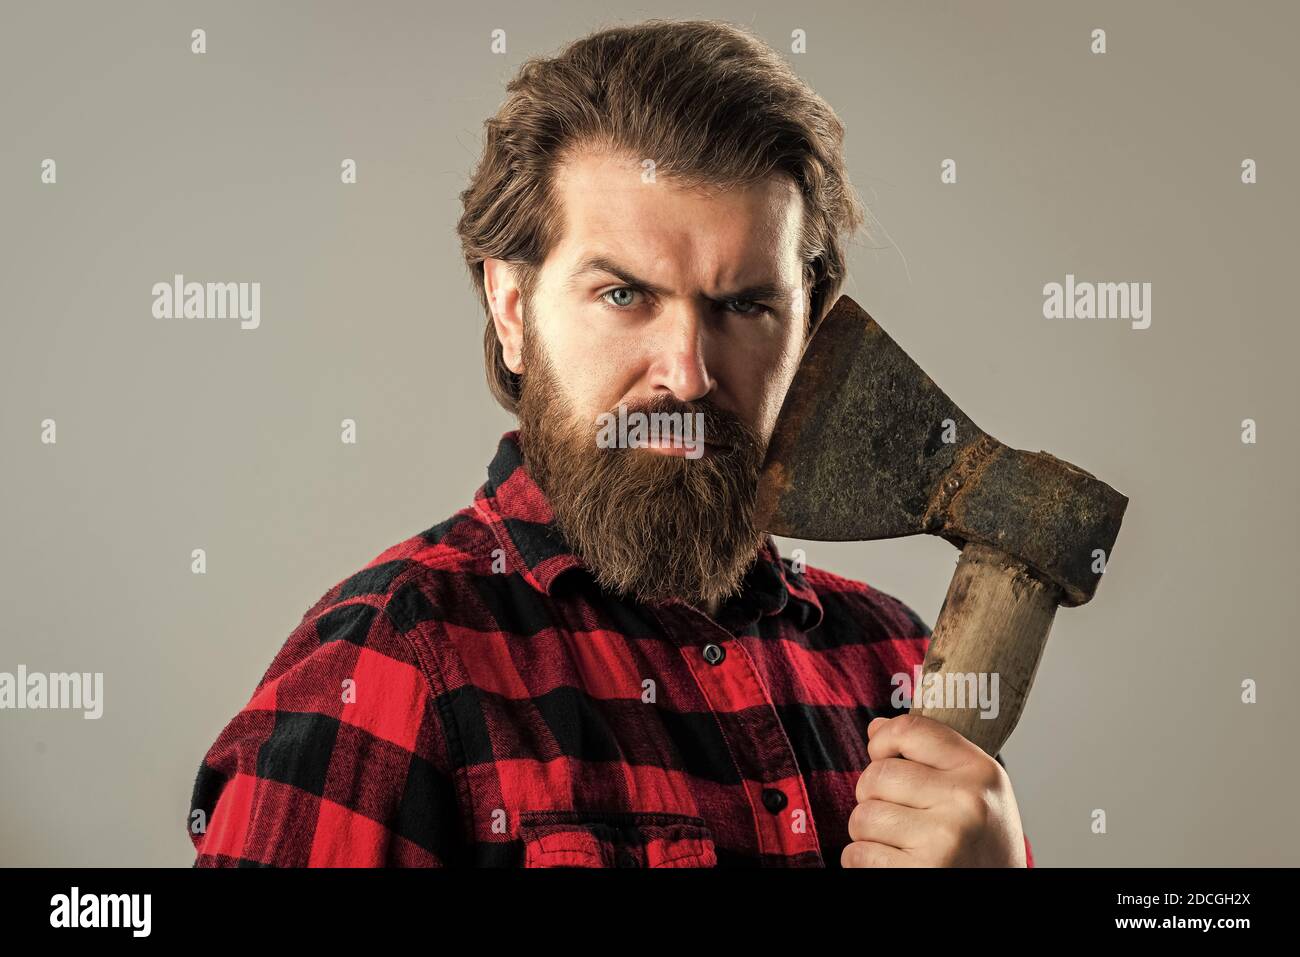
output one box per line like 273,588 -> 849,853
456,18 -> 867,413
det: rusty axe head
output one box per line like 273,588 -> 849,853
757,295 -> 1127,608
756,295 -> 1129,755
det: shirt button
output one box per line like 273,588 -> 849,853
761,788 -> 788,813
702,643 -> 726,665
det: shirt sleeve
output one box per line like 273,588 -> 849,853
186,576 -> 463,866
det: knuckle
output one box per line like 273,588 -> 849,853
854,763 -> 878,804
850,798 -> 880,835
894,712 -> 919,734
847,801 -> 867,839
983,757 -> 1011,789
874,757 -> 896,789
842,841 -> 868,868
957,786 -> 992,826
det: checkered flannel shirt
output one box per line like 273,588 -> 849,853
188,430 -> 1034,867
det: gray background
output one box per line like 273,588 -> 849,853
1,0 -> 1296,866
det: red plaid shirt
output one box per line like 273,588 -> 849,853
189,430 -> 1034,867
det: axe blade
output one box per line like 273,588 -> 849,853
756,295 -> 1130,755
756,295 -> 984,542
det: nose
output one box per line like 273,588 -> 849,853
647,303 -> 715,403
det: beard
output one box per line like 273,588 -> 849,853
515,321 -> 769,610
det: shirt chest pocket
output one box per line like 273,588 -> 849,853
517,810 -> 717,868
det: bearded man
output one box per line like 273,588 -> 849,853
188,18 -> 1032,869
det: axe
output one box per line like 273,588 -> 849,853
756,296 -> 1128,756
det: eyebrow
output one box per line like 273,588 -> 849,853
568,255 -> 791,305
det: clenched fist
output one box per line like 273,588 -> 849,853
842,714 -> 1027,867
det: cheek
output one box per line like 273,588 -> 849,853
748,327 -> 805,443
540,320 -> 645,420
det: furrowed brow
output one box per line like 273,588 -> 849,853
569,256 -> 673,297
569,255 -> 791,304
721,282 -> 789,304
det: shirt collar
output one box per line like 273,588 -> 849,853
473,430 -> 824,630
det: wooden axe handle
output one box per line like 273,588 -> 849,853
911,543 -> 1059,756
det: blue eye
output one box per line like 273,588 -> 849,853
601,287 -> 641,308
599,288 -> 770,316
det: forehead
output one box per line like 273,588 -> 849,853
547,148 -> 804,278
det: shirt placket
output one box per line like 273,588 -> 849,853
660,604 -> 824,865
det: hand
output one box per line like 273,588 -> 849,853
841,714 -> 1027,867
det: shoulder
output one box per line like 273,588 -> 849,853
252,505 -> 501,697
791,560 -> 932,644
315,503 -> 503,625
191,519 -> 486,866
350,504 -> 504,595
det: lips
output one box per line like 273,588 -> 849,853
637,438 -> 729,459
640,437 -> 719,448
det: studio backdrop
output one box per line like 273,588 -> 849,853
1,0 -> 1296,866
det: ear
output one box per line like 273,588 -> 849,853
483,258 -> 526,374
